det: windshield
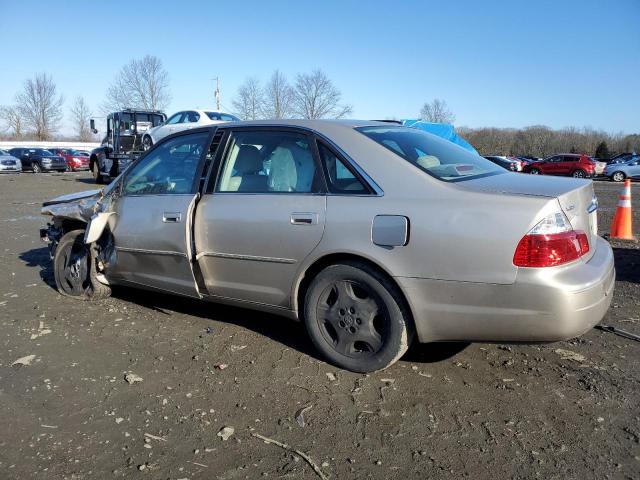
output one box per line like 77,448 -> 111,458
357,126 -> 503,182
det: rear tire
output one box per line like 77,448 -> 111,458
53,230 -> 111,300
529,168 -> 541,175
572,169 -> 586,178
612,171 -> 625,182
32,162 -> 41,174
303,261 -> 413,373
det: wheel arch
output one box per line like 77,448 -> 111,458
293,252 -> 415,327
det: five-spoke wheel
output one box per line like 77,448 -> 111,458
304,262 -> 412,372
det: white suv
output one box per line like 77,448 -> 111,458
142,110 -> 239,150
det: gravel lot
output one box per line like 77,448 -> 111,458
0,172 -> 638,480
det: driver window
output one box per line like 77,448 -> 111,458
123,132 -> 209,195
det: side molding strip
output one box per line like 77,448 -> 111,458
196,251 -> 296,264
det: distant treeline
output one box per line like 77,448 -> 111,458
457,125 -> 639,158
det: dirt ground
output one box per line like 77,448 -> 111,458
0,172 -> 638,480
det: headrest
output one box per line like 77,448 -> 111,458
234,145 -> 262,174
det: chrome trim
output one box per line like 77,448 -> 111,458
196,251 -> 296,264
115,246 -> 187,257
587,196 -> 598,214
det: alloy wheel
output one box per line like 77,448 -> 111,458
572,170 -> 586,178
315,280 -> 387,357
612,172 -> 625,182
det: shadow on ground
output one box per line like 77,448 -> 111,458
112,286 -> 467,367
613,246 -> 640,284
19,245 -> 470,367
19,247 -> 55,288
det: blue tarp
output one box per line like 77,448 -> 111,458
401,120 -> 477,154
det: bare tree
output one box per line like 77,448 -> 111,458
262,70 -> 293,119
420,99 -> 455,124
232,77 -> 264,120
69,96 -> 93,142
292,69 -> 352,119
15,73 -> 64,140
102,55 -> 171,113
0,105 -> 24,138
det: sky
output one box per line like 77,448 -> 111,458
0,0 -> 638,135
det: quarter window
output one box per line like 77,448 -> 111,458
217,131 -> 322,193
123,132 -> 209,195
317,142 -> 369,194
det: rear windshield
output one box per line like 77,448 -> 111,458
206,112 -> 239,122
357,126 -> 503,182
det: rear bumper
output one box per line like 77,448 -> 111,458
398,236 -> 615,343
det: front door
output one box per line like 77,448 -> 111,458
155,111 -> 185,142
107,131 -> 212,297
194,128 -> 326,308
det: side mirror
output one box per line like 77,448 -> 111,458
90,119 -> 98,134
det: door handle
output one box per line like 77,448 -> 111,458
163,212 -> 182,223
291,212 -> 318,225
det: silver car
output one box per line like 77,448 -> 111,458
0,149 -> 22,173
40,120 -> 615,372
604,155 -> 640,182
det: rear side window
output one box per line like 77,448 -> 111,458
317,142 -> 369,194
357,126 -> 502,182
217,130 -> 322,194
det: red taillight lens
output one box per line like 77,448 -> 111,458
514,230 -> 589,267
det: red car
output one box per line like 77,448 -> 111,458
523,154 -> 595,178
48,148 -> 90,172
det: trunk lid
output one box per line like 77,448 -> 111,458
459,173 -> 598,260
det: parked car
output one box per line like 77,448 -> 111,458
605,152 -> 635,164
40,120 -> 614,373
0,149 -> 21,173
8,147 -> 67,173
142,110 -> 240,150
604,156 -> 640,182
48,148 -> 90,171
484,155 -> 521,171
523,153 -> 596,178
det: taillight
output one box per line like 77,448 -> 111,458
513,211 -> 590,267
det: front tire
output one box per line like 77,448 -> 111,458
612,171 -> 625,182
53,230 -> 111,300
303,261 -> 413,373
143,136 -> 153,151
93,163 -> 104,184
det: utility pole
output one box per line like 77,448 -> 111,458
212,77 -> 220,111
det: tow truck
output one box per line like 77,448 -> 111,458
88,109 -> 166,184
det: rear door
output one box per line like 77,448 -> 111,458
194,128 -> 327,308
107,130 -> 213,297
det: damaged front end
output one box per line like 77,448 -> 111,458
40,182 -> 121,282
